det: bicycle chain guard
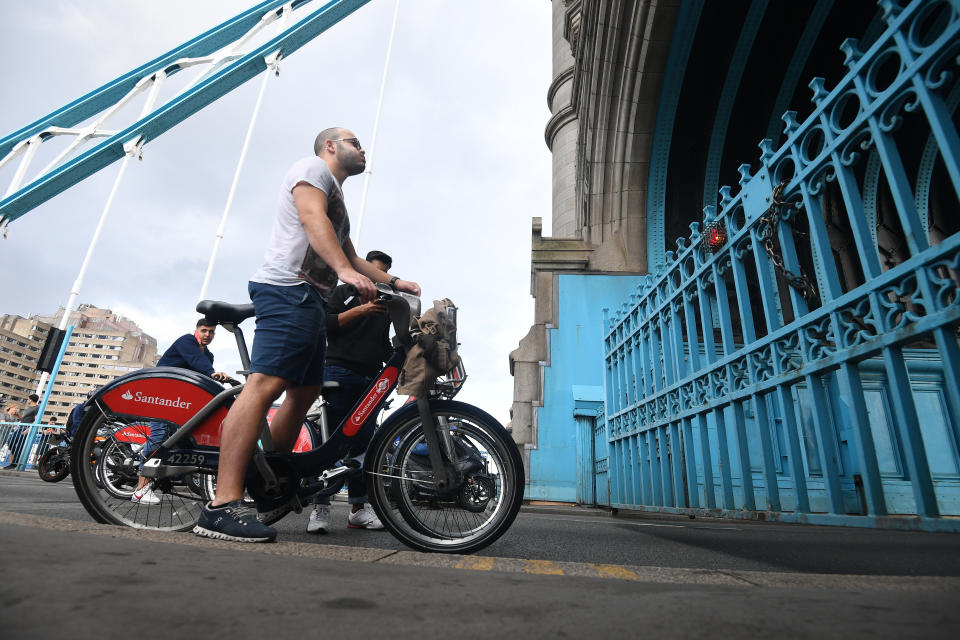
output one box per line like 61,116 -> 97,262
244,454 -> 299,510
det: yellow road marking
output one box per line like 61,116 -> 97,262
590,563 -> 643,581
456,556 -> 495,571
6,511 -> 960,590
525,559 -> 564,575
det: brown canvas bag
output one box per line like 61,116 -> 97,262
398,298 -> 461,396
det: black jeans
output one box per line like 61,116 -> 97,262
314,365 -> 379,506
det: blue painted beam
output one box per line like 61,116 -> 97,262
0,1 -> 296,160
644,0 -> 705,268
700,0 -> 768,209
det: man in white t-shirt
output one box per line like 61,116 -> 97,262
193,127 -> 420,543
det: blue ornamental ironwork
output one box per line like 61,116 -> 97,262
601,0 -> 960,531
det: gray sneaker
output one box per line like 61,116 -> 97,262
193,500 -> 277,543
347,505 -> 384,530
306,504 -> 331,534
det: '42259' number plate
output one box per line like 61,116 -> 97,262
167,452 -> 206,466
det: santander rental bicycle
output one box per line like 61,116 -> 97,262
70,285 -> 524,553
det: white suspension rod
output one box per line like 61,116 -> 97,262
4,136 -> 41,198
197,62 -> 274,302
34,76 -> 164,397
353,0 -> 400,248
34,148 -> 136,396
197,6 -> 292,303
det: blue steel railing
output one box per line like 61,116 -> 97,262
593,405 -> 610,506
601,0 -> 960,531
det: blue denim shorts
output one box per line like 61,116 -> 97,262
248,281 -> 326,387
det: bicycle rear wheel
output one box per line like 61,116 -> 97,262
365,400 -> 524,554
37,448 -> 70,482
71,408 -> 211,532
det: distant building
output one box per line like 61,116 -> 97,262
0,305 -> 158,424
0,315 -> 43,410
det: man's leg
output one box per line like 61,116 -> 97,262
133,420 -> 171,497
195,282 -> 324,543
306,367 -> 362,533
269,385 -> 323,453
319,367 -> 384,530
212,372 -> 288,506
345,406 -> 384,530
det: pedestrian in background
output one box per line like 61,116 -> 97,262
1,404 -> 23,468
20,394 -> 40,424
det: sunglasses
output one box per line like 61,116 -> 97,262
332,137 -> 362,150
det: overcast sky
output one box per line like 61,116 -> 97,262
0,0 -> 553,425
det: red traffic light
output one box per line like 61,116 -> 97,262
703,220 -> 727,253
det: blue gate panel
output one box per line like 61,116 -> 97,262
595,0 -> 960,532
526,274 -> 641,502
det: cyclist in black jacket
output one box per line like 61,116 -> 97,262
306,250 -> 394,533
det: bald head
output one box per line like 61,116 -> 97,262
313,127 -> 365,180
314,127 -> 349,156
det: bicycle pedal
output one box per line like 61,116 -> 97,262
321,466 -> 354,482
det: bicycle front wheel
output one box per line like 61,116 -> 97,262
365,400 -> 524,554
71,408 -> 211,532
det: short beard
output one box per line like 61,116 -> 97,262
344,157 -> 366,177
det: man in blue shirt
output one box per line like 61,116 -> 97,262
156,320 -> 229,381
131,319 -> 229,503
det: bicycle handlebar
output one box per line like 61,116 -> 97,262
375,283 -> 421,346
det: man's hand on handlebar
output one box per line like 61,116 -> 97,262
340,268 -> 421,301
212,372 -> 239,385
393,279 -> 421,297
340,269 -> 378,302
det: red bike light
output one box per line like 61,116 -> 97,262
703,220 -> 727,253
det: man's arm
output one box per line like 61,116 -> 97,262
326,285 -> 387,333
324,286 -> 349,335
293,184 -> 376,302
344,237 -> 422,297
336,301 -> 388,329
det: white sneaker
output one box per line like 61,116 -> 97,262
306,504 -> 330,534
131,486 -> 161,504
347,505 -> 384,530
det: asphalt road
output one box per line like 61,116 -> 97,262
3,469 -> 959,575
2,470 -> 960,639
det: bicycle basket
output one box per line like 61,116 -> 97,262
398,298 -> 463,397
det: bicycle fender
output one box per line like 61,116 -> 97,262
91,367 -> 228,433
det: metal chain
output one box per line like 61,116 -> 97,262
757,180 -> 819,303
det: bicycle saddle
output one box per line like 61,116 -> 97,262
196,300 -> 256,325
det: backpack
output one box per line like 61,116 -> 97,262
398,298 -> 461,396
